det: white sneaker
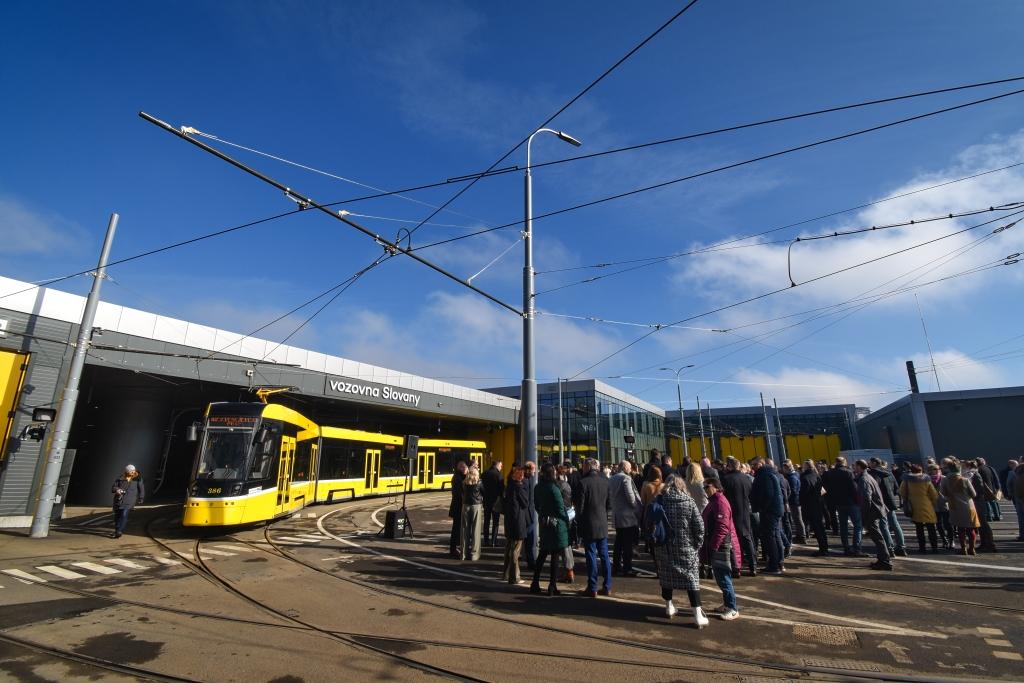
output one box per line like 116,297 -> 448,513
665,600 -> 677,618
720,609 -> 739,621
694,606 -> 709,629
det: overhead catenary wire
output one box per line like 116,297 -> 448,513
566,208 -> 1024,379
5,86 -> 1021,307
397,0 -> 703,241
309,75 -> 1024,215
537,202 -> 1021,297
411,86 -> 1024,254
139,111 -> 522,318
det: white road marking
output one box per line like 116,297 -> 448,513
2,569 -> 46,584
212,544 -> 254,553
316,509 -> 942,639
152,556 -> 182,566
992,651 -> 1022,661
985,638 -> 1012,647
277,536 -> 321,544
35,565 -> 87,580
900,556 -> 1024,573
197,548 -> 235,557
978,627 -> 1004,636
105,558 -> 147,569
371,506 -> 388,528
289,534 -> 328,542
71,561 -> 121,575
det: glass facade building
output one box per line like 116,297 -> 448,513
487,379 -> 665,465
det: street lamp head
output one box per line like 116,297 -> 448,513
556,131 -> 582,147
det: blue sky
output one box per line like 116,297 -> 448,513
2,1 -> 1023,412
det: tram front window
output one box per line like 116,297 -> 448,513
198,430 -> 251,480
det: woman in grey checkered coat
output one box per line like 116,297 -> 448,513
652,476 -> 708,627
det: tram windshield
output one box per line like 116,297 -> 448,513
197,429 -> 251,480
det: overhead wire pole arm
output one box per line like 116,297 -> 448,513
138,112 -> 522,318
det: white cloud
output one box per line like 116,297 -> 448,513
907,349 -> 1005,393
0,195 -> 84,255
669,131 -> 1024,322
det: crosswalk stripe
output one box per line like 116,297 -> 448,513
211,544 -> 255,553
71,562 -> 121,575
105,558 -> 146,569
36,565 -> 87,579
1,569 -> 46,583
152,556 -> 182,565
291,535 -> 327,542
278,536 -> 322,543
198,548 -> 236,557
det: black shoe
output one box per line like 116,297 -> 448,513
578,588 -> 597,597
598,586 -> 611,596
547,585 -> 561,596
112,532 -> 121,539
895,548 -> 908,557
747,568 -> 757,577
731,569 -> 741,579
812,550 -> 829,557
529,583 -> 543,594
623,569 -> 639,577
869,561 -> 893,571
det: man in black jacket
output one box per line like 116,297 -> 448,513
482,461 -> 505,547
573,458 -> 613,597
821,457 -> 862,556
799,460 -> 829,555
855,460 -> 892,570
448,461 -> 469,557
722,456 -> 757,576
978,457 -> 1002,521
749,457 -> 785,574
868,457 -> 904,557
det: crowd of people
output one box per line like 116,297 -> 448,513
445,450 -> 1024,629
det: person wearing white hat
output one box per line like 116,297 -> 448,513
111,464 -> 144,539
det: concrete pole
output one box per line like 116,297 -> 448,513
774,397 -> 788,463
557,378 -> 564,465
696,394 -> 707,460
707,401 -> 717,461
760,392 -> 776,463
31,213 -> 118,538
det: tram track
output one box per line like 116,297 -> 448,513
140,514 -> 488,683
0,629 -> 200,683
255,501 -> 980,683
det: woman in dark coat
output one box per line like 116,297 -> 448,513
111,464 -> 144,539
502,466 -> 531,584
531,462 -> 569,595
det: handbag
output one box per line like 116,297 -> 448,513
711,544 -> 732,571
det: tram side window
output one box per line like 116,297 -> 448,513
379,444 -> 406,477
249,426 -> 280,480
319,441 -> 360,480
433,448 -> 471,475
293,440 -> 313,482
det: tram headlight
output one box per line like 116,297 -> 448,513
189,483 -> 198,496
230,483 -> 243,495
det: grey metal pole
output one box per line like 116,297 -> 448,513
676,374 -> 689,461
774,397 -> 788,463
696,394 -> 707,460
707,402 -> 718,461
30,213 -> 119,538
522,167 -> 537,472
760,392 -> 775,463
557,378 -> 564,465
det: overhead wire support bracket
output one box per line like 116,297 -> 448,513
139,112 -> 522,318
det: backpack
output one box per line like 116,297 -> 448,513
644,495 -> 674,547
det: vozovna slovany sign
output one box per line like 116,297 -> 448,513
326,378 -> 422,407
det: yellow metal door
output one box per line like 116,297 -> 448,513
0,350 -> 29,463
417,451 -> 436,488
364,449 -> 381,493
470,452 -> 483,469
275,436 -> 295,515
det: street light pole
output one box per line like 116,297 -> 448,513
661,365 -> 694,461
522,129 -> 581,473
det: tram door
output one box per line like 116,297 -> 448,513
469,452 -> 483,469
275,436 -> 296,516
417,452 -> 435,489
364,449 -> 381,494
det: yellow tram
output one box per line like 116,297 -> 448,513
183,402 -> 486,526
